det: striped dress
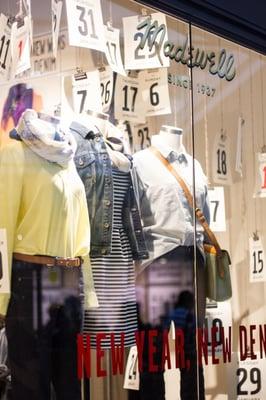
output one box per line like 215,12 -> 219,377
83,168 -> 138,349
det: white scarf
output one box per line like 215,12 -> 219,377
15,109 -> 77,167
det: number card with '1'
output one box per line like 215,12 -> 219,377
66,0 -> 105,52
11,16 -> 31,76
72,70 -> 102,114
104,25 -> 126,76
0,14 -> 12,81
227,353 -> 266,400
0,229 -> 10,294
212,131 -> 232,185
249,237 -> 266,283
254,153 -> 266,198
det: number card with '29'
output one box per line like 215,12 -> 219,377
249,237 -> 266,283
0,14 -> 12,81
227,353 -> 266,400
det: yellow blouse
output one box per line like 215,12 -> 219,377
0,140 -> 98,316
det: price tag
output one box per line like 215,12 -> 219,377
0,229 -> 10,294
66,0 -> 105,52
254,153 -> 266,198
72,70 -> 102,114
99,66 -> 114,113
104,25 -> 126,76
139,68 -> 171,116
249,237 -> 266,282
123,346 -> 139,391
51,0 -> 63,58
11,16 -> 31,76
123,12 -> 170,70
0,14 -> 12,81
212,131 -> 232,185
204,299 -> 232,357
208,186 -> 226,232
227,353 -> 266,400
114,73 -> 145,123
132,122 -> 152,152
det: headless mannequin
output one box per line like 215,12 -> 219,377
158,125 -> 183,152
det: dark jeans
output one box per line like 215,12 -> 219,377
5,260 -> 82,400
137,246 -> 206,400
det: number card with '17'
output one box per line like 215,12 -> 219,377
123,12 -> 170,70
72,70 -> 102,114
208,186 -> 226,232
104,25 -> 126,76
114,73 -> 146,123
11,16 -> 31,76
212,131 -> 232,185
66,0 -> 105,52
0,14 -> 12,81
227,353 -> 266,400
254,153 -> 266,198
249,237 -> 266,283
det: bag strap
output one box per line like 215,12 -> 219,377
149,146 -> 222,256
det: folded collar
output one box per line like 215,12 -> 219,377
151,134 -> 188,164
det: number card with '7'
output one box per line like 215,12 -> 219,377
72,70 -> 102,114
249,237 -> 266,283
208,186 -> 226,232
0,14 -> 12,81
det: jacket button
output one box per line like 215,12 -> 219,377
104,223 -> 110,228
101,249 -> 107,255
17,234 -> 23,241
131,207 -> 137,212
79,158 -> 84,166
106,200 -> 111,206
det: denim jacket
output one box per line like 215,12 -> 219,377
70,121 -> 148,260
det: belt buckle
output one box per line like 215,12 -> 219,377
54,257 -> 71,267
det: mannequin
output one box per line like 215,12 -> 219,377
159,125 -> 183,151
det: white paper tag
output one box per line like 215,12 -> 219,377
235,116 -> 244,176
0,229 -> 10,294
249,237 -> 266,282
212,131 -> 232,185
123,346 -> 139,391
115,121 -> 133,154
114,73 -> 145,123
99,66 -> 114,113
51,0 -> 63,58
104,25 -> 126,76
208,186 -> 226,232
204,299 -> 232,357
0,14 -> 12,81
66,0 -> 105,52
123,12 -> 170,70
72,70 -> 102,114
22,0 -> 33,46
11,16 -> 31,76
254,153 -> 266,198
132,122 -> 152,152
227,353 -> 266,400
139,68 -> 171,116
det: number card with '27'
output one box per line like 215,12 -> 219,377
66,0 -> 105,52
227,353 -> 266,400
72,70 -> 102,114
0,14 -> 12,81
249,237 -> 266,283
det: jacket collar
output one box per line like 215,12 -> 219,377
69,121 -> 101,139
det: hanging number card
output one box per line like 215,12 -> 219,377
0,14 -> 12,81
0,229 -> 10,294
212,131 -> 232,185
104,25 -> 126,76
123,12 -> 170,70
140,68 -> 171,116
99,66 -> 114,113
11,16 -> 31,76
254,153 -> 266,198
114,73 -> 145,123
72,70 -> 102,114
123,346 -> 140,391
249,236 -> 266,283
132,121 -> 152,152
227,353 -> 266,400
208,186 -> 226,232
66,0 -> 105,52
51,0 -> 63,58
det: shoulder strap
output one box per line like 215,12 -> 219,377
149,146 -> 222,255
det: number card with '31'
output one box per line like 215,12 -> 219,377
227,353 -> 266,400
0,14 -> 12,81
66,0 -> 105,52
249,237 -> 266,283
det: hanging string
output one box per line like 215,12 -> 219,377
218,38 -> 224,138
203,31 -> 210,181
109,0 -> 113,26
260,55 -> 266,146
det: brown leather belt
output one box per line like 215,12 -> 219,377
13,253 -> 82,267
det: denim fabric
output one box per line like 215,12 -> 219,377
70,121 -> 148,260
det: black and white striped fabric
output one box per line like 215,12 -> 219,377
83,168 -> 138,349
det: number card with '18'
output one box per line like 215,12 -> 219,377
0,14 -> 12,81
212,131 -> 232,185
66,0 -> 105,52
249,237 -> 266,283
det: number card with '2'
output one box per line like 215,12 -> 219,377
249,237 -> 266,283
227,353 -> 266,400
0,14 -> 12,81
66,0 -> 105,52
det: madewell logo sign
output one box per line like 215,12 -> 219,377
135,18 -> 236,82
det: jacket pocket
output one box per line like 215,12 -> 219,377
74,152 -> 96,187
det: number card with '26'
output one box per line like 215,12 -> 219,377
0,14 -> 12,81
227,353 -> 266,400
99,66 -> 114,113
249,237 -> 266,283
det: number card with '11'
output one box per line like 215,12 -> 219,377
249,237 -> 266,283
0,14 -> 12,81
